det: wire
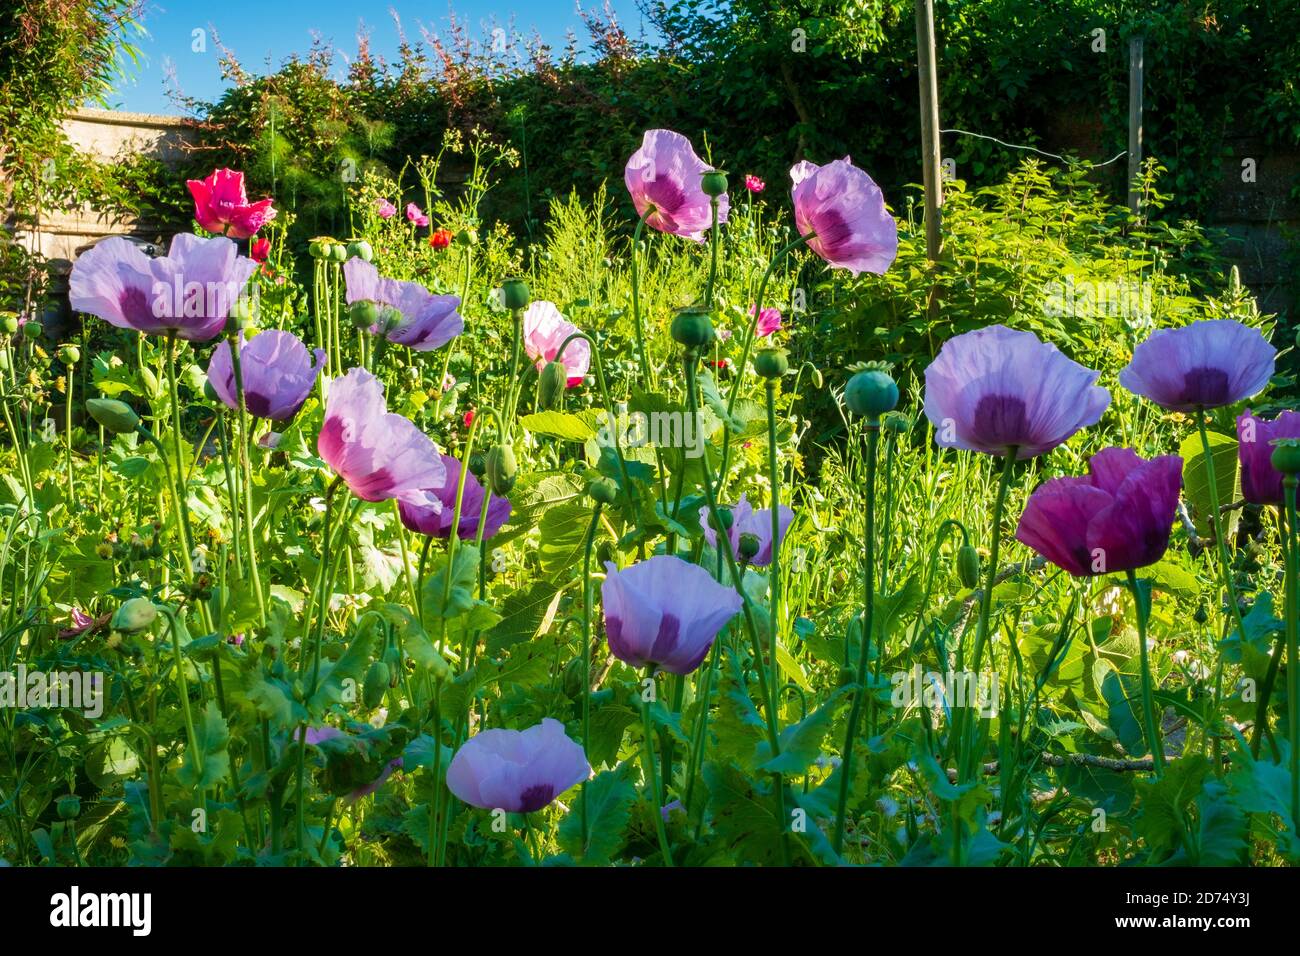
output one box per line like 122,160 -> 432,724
939,128 -> 1128,168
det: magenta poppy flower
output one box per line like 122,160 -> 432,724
405,203 -> 429,227
698,493 -> 794,568
1119,320 -> 1276,412
185,168 -> 277,239
602,555 -> 743,675
751,305 -> 782,338
397,453 -> 512,541
317,367 -> 445,503
445,718 -> 591,813
522,301 -> 590,385
745,175 -> 765,193
207,329 -> 325,421
923,325 -> 1110,459
1237,409 -> 1300,506
790,157 -> 898,275
250,237 -> 271,263
624,129 -> 729,242
376,198 -> 397,219
343,258 -> 462,352
69,233 -> 256,342
1015,447 -> 1183,577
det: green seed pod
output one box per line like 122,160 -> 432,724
308,239 -> 329,259
347,240 -> 374,262
956,544 -> 980,589
501,277 -> 531,312
22,320 -> 43,342
588,477 -> 618,505
1271,440 -> 1300,476
701,169 -> 728,198
456,229 -> 478,247
754,347 -> 789,381
57,344 -> 80,365
56,795 -> 81,821
670,306 -> 714,349
112,597 -> 157,634
562,657 -> 585,699
844,368 -> 899,421
537,360 -> 568,410
0,313 -> 18,335
329,243 -> 347,263
85,398 -> 141,435
349,300 -> 381,331
485,444 -> 517,496
738,532 -> 761,563
468,452 -> 487,479
882,412 -> 911,433
363,661 -> 390,709
709,506 -> 733,535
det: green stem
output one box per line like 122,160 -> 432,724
1284,477 -> 1299,827
832,423 -> 879,857
579,503 -> 602,853
227,332 -> 267,625
1126,569 -> 1165,776
640,671 -> 674,866
1196,412 -> 1248,647
628,211 -> 652,388
765,380 -> 784,726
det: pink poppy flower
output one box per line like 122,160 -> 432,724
405,203 -> 429,227
523,301 -> 590,386
376,198 -> 397,219
185,168 -> 277,239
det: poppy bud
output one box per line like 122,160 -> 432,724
22,321 -> 42,342
844,367 -> 899,422
468,452 -> 487,478
537,361 -> 567,410
671,306 -> 714,350
701,169 -> 728,198
112,597 -> 157,633
86,398 -> 141,435
754,347 -> 788,380
140,367 -> 161,398
588,477 -> 618,505
738,532 -> 761,562
486,444 -> 517,496
347,240 -> 374,262
58,344 -> 80,365
349,300 -> 381,331
709,506 -> 733,534
1271,440 -> 1300,476
456,229 -> 478,247
501,278 -> 531,312
56,795 -> 81,821
363,661 -> 390,709
202,379 -> 219,403
562,657 -> 585,698
1193,604 -> 1208,625
957,544 -> 980,589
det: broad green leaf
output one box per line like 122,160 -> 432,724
1179,429 -> 1239,539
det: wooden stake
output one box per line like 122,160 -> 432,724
915,0 -> 943,263
1127,36 -> 1144,214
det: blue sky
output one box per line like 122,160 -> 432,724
107,1 -> 656,115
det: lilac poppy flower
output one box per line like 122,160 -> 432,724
397,453 -> 512,541
299,726 -> 403,802
445,718 -> 591,813
207,329 -> 325,422
1119,320 -> 1276,412
923,324 -> 1110,459
698,493 -> 794,567
624,129 -> 729,242
317,367 -> 445,503
343,258 -> 462,352
1237,409 -> 1300,507
69,233 -> 256,342
523,301 -> 590,386
790,157 -> 898,275
601,555 -> 743,675
1015,447 -> 1183,577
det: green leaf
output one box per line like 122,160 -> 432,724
1179,429 -> 1239,539
484,581 -> 566,654
309,615 -> 379,710
757,687 -> 849,776
557,766 -> 635,864
520,410 -> 598,441
177,701 -> 230,790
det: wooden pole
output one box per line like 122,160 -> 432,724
915,0 -> 943,262
1127,36 -> 1144,214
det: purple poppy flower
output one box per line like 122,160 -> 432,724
343,258 -> 462,352
318,367 -> 445,503
624,129 -> 729,242
1237,409 -> 1300,507
698,493 -> 794,567
397,453 -> 512,541
299,726 -> 403,802
790,157 -> 898,275
69,233 -> 256,342
207,329 -> 325,422
1015,447 -> 1183,577
601,555 -> 743,675
1119,320 -> 1276,412
445,718 -> 591,813
923,324 -> 1110,459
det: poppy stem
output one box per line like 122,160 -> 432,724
765,379 -> 784,731
1284,477 -> 1300,826
628,210 -> 653,389
640,669 -> 674,866
226,331 -> 267,625
1126,570 -> 1165,777
833,422 -> 879,857
1195,412 -> 1248,646
704,195 -> 720,308
579,503 -> 603,852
